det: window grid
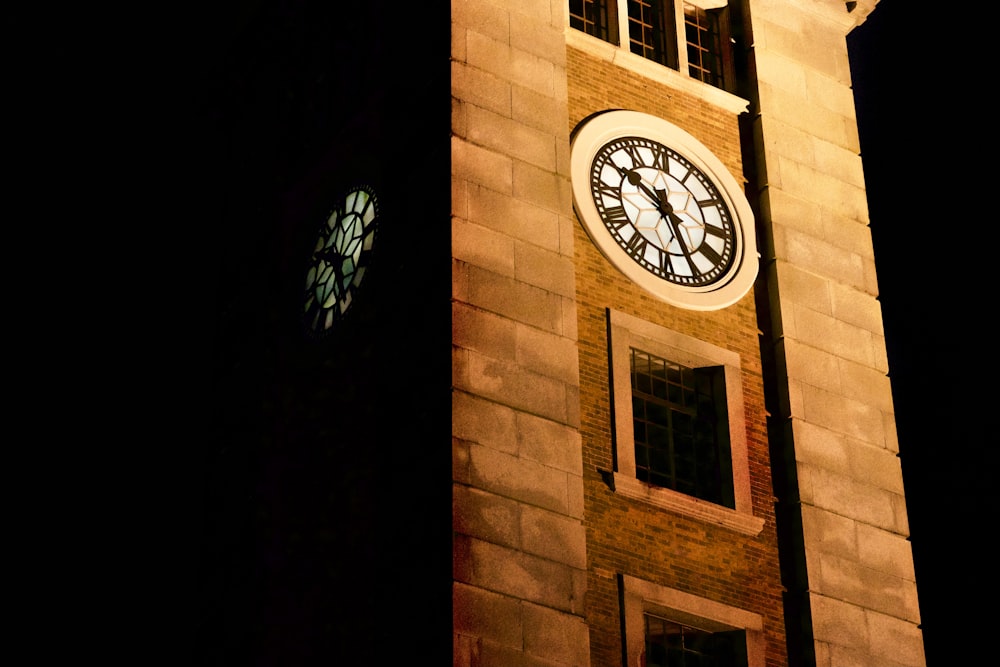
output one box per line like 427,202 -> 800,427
569,0 -> 615,43
568,1 -> 735,94
684,3 -> 725,88
644,612 -> 743,667
630,348 -> 728,505
626,0 -> 676,68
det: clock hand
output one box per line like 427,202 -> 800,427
315,244 -> 340,263
611,163 -> 676,221
609,163 -> 671,214
653,187 -> 700,275
609,161 -> 699,275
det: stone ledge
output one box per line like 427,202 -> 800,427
613,473 -> 765,536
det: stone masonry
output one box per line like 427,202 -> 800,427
452,1 -> 591,665
745,1 -> 924,665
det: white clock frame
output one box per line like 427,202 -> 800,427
570,109 -> 758,311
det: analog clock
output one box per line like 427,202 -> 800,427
303,184 -> 379,334
570,110 -> 757,311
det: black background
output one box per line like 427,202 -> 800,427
189,2 -> 453,664
848,2 -> 997,664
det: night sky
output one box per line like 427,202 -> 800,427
848,2 -> 997,664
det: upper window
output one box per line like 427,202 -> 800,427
568,0 -> 735,92
608,309 -> 763,536
569,0 -> 616,44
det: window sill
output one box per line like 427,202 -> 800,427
613,472 -> 765,536
565,29 -> 750,116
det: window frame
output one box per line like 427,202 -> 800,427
608,309 -> 763,536
683,2 -> 732,90
566,5 -> 748,115
629,347 -> 735,507
621,574 -> 765,667
569,0 -> 735,92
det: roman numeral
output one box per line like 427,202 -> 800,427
622,143 -> 644,167
652,146 -> 670,172
626,232 -> 647,255
703,223 -> 729,239
697,243 -> 723,267
604,206 -> 630,226
660,251 -> 674,275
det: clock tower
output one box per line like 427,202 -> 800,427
452,1 -> 924,666
202,1 -> 923,664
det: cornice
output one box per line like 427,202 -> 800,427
753,0 -> 880,33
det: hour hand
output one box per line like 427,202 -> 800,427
611,164 -> 660,208
315,243 -> 339,264
654,188 -> 681,224
608,160 -> 645,186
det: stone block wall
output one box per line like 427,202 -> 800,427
452,1 -> 590,665
744,0 -> 924,664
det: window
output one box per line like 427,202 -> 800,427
627,1 -> 677,69
569,0 -> 617,44
621,575 -> 763,667
568,0 -> 735,93
684,3 -> 728,89
645,613 -> 746,666
631,348 -> 734,508
608,309 -> 763,535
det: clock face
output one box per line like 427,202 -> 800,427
571,110 -> 757,311
303,184 -> 378,334
590,136 -> 736,287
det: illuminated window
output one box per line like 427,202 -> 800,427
567,0 -> 735,93
607,309 -> 763,536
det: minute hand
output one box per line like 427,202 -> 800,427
609,164 -> 699,273
630,174 -> 698,274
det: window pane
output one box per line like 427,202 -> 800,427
647,401 -> 669,425
684,2 -> 728,89
630,347 -> 732,506
627,0 -> 677,68
569,0 -> 617,44
645,614 -> 748,667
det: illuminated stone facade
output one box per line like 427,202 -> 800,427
451,1 -> 924,666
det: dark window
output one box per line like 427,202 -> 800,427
568,1 -> 736,93
569,0 -> 617,44
627,0 -> 677,68
644,613 -> 747,667
684,3 -> 730,89
630,348 -> 735,508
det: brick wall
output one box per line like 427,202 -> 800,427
567,45 -> 788,667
